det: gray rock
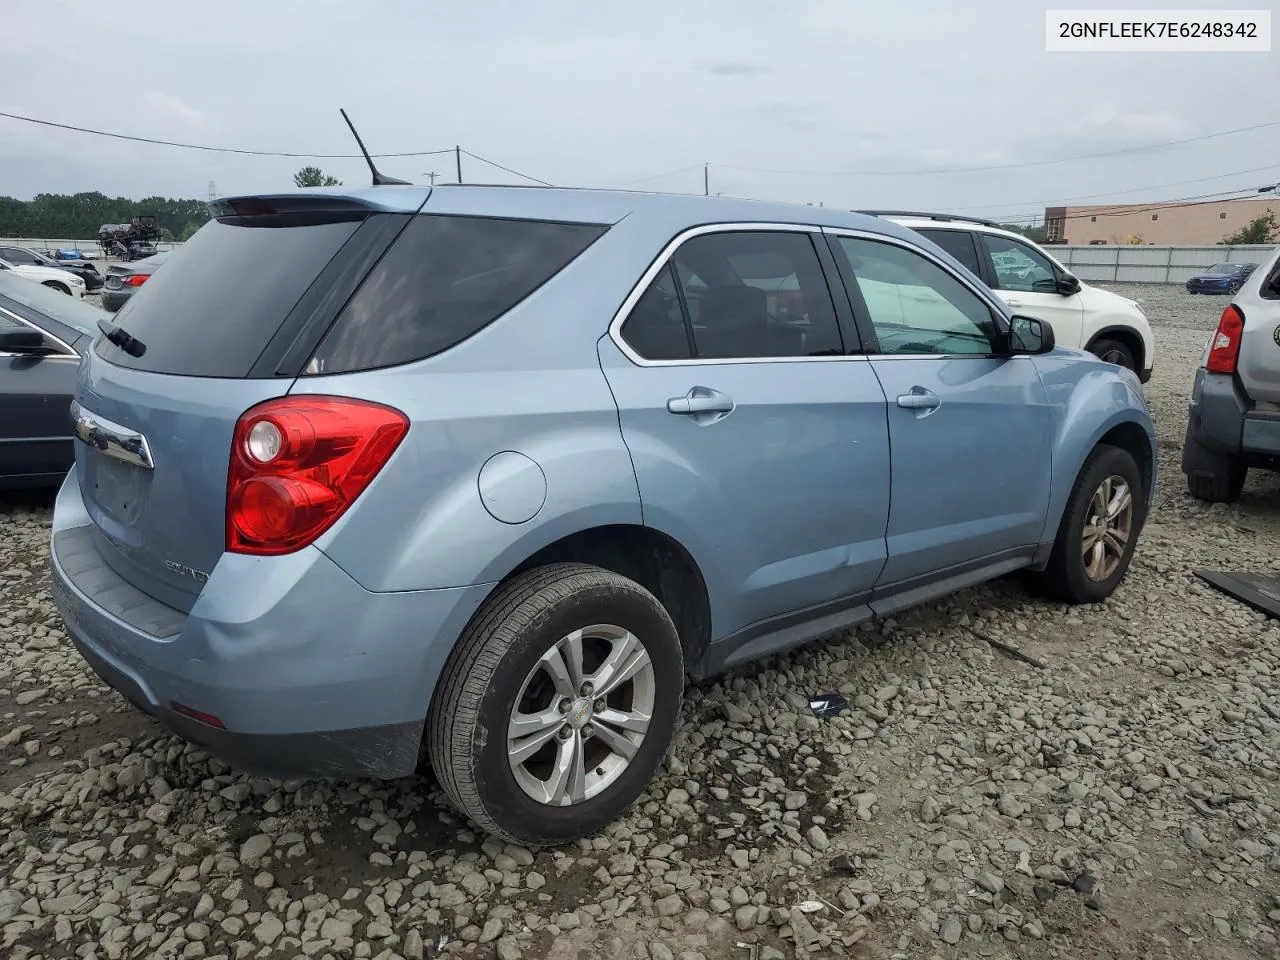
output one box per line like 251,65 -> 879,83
320,918 -> 353,940
940,916 -> 963,945
1135,774 -> 1163,794
806,825 -> 830,850
976,872 -> 1004,895
253,916 -> 283,945
997,794 -> 1025,818
496,936 -> 522,960
784,791 -> 807,811
920,796 -> 941,823
734,905 -> 758,931
649,944 -> 675,960
239,835 -> 272,864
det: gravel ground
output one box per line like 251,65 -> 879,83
3,284 -> 1280,960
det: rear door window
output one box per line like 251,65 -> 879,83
306,214 -> 608,374
95,216 -> 365,377
915,229 -> 982,277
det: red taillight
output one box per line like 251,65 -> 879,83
226,396 -> 409,555
1205,304 -> 1245,375
123,274 -> 149,287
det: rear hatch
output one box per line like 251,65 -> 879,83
73,192 -> 426,611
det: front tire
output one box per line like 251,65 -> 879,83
1036,445 -> 1145,604
1089,337 -> 1136,372
42,281 -> 71,296
427,563 -> 684,846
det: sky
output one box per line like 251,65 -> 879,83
1,0 -> 1277,224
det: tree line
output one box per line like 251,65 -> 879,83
0,193 -> 211,242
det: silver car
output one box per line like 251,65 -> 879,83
1182,244 -> 1280,500
101,251 -> 171,312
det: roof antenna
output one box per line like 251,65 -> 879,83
339,108 -> 411,186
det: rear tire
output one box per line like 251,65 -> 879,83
427,563 -> 684,847
42,281 -> 71,296
1034,445 -> 1145,604
1185,457 -> 1247,503
1089,337 -> 1136,372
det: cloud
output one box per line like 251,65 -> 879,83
703,61 -> 770,76
0,0 -> 1275,219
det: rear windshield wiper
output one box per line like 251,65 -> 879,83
97,318 -> 147,358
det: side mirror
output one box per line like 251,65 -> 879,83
1056,273 -> 1081,296
0,329 -> 52,354
1008,315 -> 1055,355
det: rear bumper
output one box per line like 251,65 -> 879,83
1183,368 -> 1280,466
50,467 -> 493,779
100,290 -> 131,312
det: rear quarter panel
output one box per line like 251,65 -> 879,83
1031,350 -> 1157,547
290,214 -> 669,593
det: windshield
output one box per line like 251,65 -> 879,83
0,268 -> 107,337
1207,263 -> 1238,274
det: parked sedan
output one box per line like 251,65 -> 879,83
0,269 -> 106,488
1186,262 -> 1257,295
0,244 -> 103,291
0,257 -> 87,297
101,251 -> 171,312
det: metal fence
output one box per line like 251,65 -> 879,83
1049,244 -> 1278,284
0,238 -> 186,258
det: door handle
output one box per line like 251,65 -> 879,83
896,388 -> 940,411
667,387 -> 734,421
1004,299 -> 1024,308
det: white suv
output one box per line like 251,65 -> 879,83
869,212 -> 1155,382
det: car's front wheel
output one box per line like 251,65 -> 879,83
41,280 -> 71,296
1035,445 -> 1145,604
427,563 -> 684,846
1089,337 -> 1136,372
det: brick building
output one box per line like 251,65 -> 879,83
1043,197 -> 1277,245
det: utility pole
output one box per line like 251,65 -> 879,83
704,163 -> 709,196
423,171 -> 439,186
456,146 -> 463,184
207,180 -> 216,202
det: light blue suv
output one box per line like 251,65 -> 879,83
50,185 -> 1155,846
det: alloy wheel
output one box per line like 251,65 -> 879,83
507,624 -> 655,806
1082,475 -> 1133,581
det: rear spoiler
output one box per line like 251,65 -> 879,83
209,189 -> 431,220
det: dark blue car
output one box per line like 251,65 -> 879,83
1186,262 -> 1257,295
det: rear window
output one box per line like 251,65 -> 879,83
916,229 -> 982,277
95,216 -> 364,377
304,214 -> 607,375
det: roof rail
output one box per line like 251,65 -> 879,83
855,209 -> 1003,229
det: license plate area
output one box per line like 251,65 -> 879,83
1243,416 -> 1280,455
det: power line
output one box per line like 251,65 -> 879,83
605,164 -> 707,189
950,163 -> 1280,212
716,118 -> 1280,177
0,110 -> 455,159
989,189 -> 1269,226
460,150 -> 554,186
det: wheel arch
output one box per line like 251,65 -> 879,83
1084,324 -> 1147,372
503,524 -> 714,677
1033,404 -> 1157,569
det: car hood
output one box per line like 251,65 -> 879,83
1188,272 -> 1234,281
1077,282 -> 1144,318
